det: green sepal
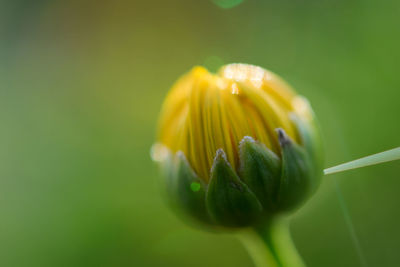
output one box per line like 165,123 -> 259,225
239,136 -> 281,212
154,145 -> 178,204
290,113 -> 323,193
175,151 -> 210,223
206,149 -> 263,227
276,129 -> 313,211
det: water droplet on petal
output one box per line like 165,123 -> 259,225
151,143 -> 170,162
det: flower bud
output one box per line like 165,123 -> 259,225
152,64 -> 323,228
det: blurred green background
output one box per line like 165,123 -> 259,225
1,0 -> 399,266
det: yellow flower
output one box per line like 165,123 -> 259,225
157,64 -> 315,182
153,63 -> 323,227
153,63 -> 323,267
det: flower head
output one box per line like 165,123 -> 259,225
153,64 -> 323,227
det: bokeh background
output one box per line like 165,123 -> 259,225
1,0 -> 399,266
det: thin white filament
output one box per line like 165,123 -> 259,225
334,180 -> 369,267
324,147 -> 400,175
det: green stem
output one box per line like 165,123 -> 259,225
238,218 -> 305,267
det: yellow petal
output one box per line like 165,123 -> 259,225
157,64 -> 309,182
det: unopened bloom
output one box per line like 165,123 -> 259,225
152,64 -> 323,227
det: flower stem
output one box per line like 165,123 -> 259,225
238,218 -> 305,267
